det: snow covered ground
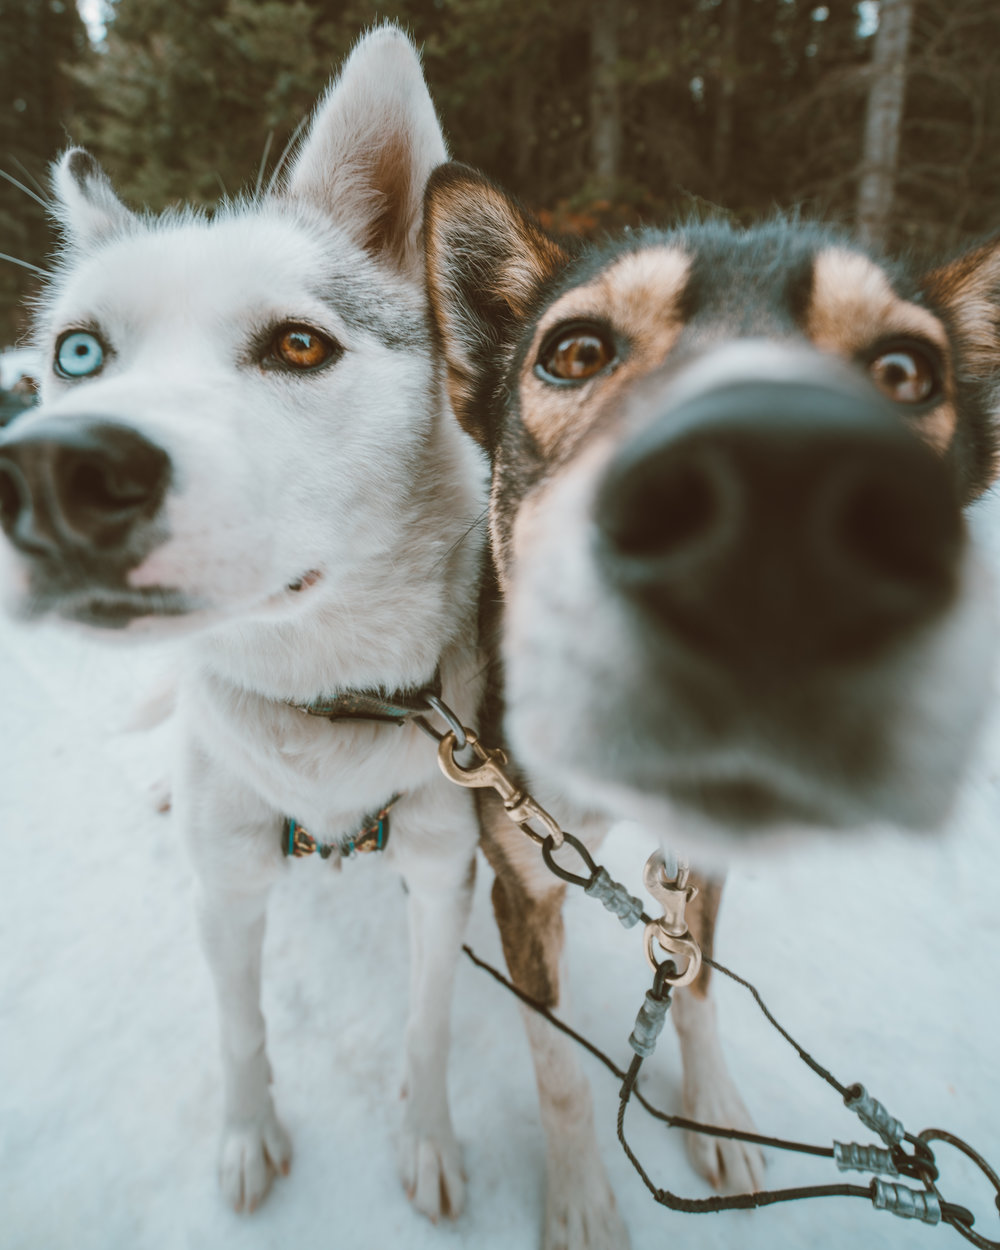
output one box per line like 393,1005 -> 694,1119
3,500 -> 1000,1250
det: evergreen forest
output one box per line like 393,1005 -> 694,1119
1,0 -> 998,346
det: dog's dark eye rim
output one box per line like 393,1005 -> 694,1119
534,320 -> 620,386
258,321 -> 344,373
861,336 -> 944,407
53,326 -> 110,380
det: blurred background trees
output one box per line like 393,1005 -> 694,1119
0,0 -> 90,345
2,0 -> 1000,345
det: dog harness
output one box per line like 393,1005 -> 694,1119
282,796 -> 402,860
280,675 -> 440,860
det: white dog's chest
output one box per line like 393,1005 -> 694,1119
180,675 -> 445,837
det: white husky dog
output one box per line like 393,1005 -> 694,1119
0,27 -> 485,1221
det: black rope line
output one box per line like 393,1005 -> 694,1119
463,940 -> 998,1239
462,943 -> 833,1158
616,1051 -> 877,1214
540,830 -> 600,886
920,1131 -> 1000,1250
704,955 -> 850,1099
618,1040 -> 985,1232
415,695 -> 1000,1242
468,937 -> 988,1231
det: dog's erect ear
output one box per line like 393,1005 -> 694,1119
51,149 -> 135,249
282,24 -> 445,279
923,236 -> 1000,374
424,163 -> 568,444
923,236 -> 1000,489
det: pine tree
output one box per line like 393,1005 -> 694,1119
0,0 -> 91,345
70,0 -> 352,208
4,0 -> 997,353
894,0 -> 1000,252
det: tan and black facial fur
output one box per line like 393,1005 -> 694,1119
426,164 -> 1000,845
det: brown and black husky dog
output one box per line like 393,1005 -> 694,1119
425,164 -> 999,1250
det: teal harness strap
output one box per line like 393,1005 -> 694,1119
282,794 -> 402,861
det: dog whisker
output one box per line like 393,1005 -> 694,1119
254,130 -> 274,204
0,251 -> 47,277
431,508 -> 489,572
265,116 -> 308,198
10,156 -> 48,199
0,168 -> 50,212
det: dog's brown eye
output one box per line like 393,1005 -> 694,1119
869,347 -> 938,404
537,326 -> 615,383
268,325 -> 339,372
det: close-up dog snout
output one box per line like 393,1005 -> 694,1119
0,417 -> 170,557
594,378 -> 963,674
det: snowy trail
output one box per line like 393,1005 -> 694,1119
3,500 -> 1000,1250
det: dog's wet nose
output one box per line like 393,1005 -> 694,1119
0,418 -> 170,555
594,380 -> 963,671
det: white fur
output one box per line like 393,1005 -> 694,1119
4,26 -> 486,1221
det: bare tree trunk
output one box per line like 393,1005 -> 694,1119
856,0 -> 914,249
590,0 -> 620,193
712,0 -> 739,197
511,68 -> 537,191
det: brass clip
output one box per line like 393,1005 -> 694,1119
436,729 -> 565,848
641,849 -> 702,987
506,793 -> 566,848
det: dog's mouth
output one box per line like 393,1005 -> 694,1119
17,565 -> 325,630
566,761 -> 851,840
53,586 -> 196,630
661,775 -> 825,830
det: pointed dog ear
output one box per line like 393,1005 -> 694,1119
424,163 -> 567,445
282,23 -> 445,280
923,236 -> 1000,488
51,149 -> 135,249
923,236 -> 1000,373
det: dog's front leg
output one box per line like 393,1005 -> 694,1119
195,879 -> 292,1211
392,787 -> 478,1222
483,798 -> 631,1250
672,872 -> 765,1193
180,749 -> 291,1213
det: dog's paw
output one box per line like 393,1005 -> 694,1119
543,1180 -> 630,1250
542,1145 -> 630,1250
218,1112 -> 292,1213
682,1077 -> 765,1193
397,1123 -> 465,1222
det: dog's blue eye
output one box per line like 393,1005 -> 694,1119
55,331 -> 105,379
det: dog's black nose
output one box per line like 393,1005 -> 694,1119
0,418 -> 170,556
594,380 -> 963,671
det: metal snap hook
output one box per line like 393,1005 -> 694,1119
643,924 -> 703,987
642,848 -> 702,987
